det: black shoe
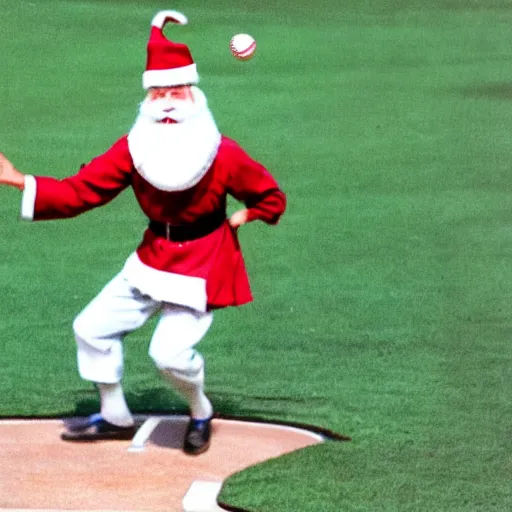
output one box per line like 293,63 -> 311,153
61,413 -> 138,442
184,416 -> 212,455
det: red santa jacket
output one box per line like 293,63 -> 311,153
25,135 -> 286,310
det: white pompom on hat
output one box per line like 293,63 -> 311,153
142,10 -> 199,90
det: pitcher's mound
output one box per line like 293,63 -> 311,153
0,416 -> 327,511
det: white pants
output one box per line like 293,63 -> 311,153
72,271 -> 213,384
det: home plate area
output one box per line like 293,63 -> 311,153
0,415 -> 328,511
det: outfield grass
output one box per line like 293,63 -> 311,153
1,1 -> 512,510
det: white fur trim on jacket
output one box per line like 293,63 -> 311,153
143,64 -> 199,89
21,175 -> 36,221
121,252 -> 208,312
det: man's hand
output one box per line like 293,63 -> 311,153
0,153 -> 25,190
229,208 -> 250,229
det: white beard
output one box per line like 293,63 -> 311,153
127,87 -> 221,192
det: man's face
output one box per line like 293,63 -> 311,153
142,86 -> 196,123
146,86 -> 195,103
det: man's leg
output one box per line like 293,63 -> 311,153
63,272 -> 160,440
148,304 -> 214,454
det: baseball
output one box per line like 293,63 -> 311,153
229,33 -> 256,61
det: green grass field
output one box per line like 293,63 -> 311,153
1,0 -> 512,510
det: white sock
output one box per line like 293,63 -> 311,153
97,382 -> 134,427
162,368 -> 213,420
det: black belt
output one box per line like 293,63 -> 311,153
148,210 -> 226,242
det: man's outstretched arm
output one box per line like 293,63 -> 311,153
0,138 -> 133,221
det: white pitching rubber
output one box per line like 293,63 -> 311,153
127,416 -> 162,452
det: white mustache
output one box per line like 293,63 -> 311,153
139,98 -> 198,123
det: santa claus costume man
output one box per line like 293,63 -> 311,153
0,10 -> 286,455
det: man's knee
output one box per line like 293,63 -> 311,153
73,311 -> 115,354
72,309 -> 90,340
150,347 -> 204,376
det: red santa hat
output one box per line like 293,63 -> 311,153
142,10 -> 199,90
